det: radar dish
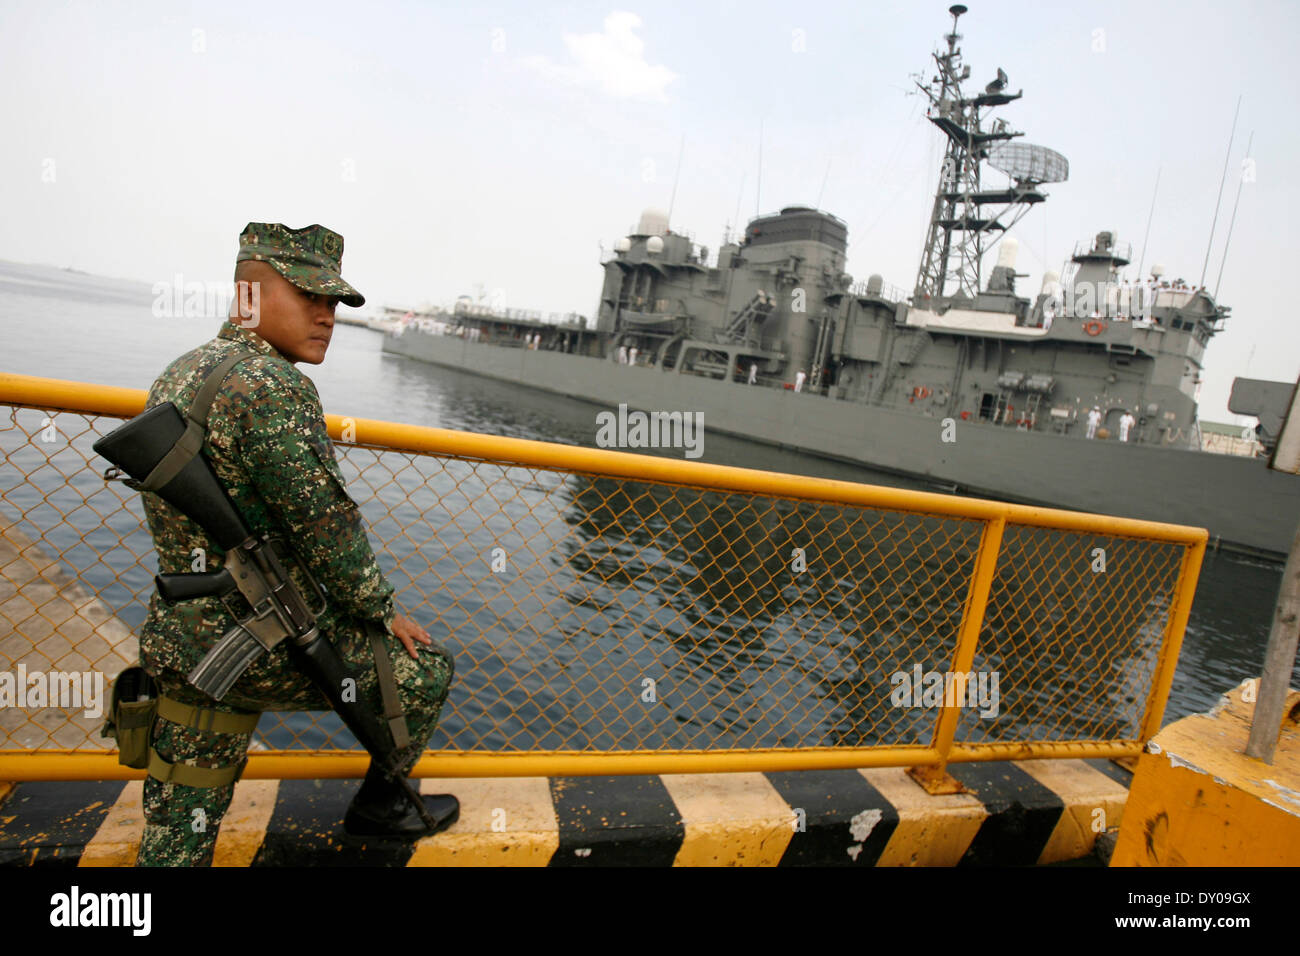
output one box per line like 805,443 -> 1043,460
987,142 -> 1069,185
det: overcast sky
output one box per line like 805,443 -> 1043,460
3,0 -> 1296,420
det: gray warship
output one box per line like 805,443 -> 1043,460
384,5 -> 1300,560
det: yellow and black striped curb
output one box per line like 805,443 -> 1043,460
0,758 -> 1130,866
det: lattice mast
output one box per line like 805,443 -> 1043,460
912,5 -> 1043,300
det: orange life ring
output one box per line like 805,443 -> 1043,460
1084,320 -> 1104,336
912,386 -> 932,399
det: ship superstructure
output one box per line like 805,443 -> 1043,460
383,6 -> 1299,557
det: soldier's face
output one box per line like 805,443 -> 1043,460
233,265 -> 338,364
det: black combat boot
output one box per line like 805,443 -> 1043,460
343,763 -> 459,838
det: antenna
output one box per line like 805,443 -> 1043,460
728,172 -> 747,245
667,133 -> 686,224
912,6 -> 1063,299
1214,129 -> 1254,298
756,118 -> 764,219
1200,94 -> 1242,287
816,157 -> 831,209
1136,167 -> 1161,279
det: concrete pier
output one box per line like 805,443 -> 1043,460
0,758 -> 1129,866
0,523 -> 135,749
1112,679 -> 1300,866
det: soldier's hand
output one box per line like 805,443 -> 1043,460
391,613 -> 432,659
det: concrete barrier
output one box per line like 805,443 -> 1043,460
1112,679 -> 1300,866
0,758 -> 1129,867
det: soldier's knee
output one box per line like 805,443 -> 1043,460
437,642 -> 455,680
426,642 -> 454,699
396,641 -> 453,708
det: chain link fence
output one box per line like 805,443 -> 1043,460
0,376 -> 1206,778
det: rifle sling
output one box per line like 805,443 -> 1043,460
368,621 -> 411,750
143,345 -> 413,762
138,349 -> 257,492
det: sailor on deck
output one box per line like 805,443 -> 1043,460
1086,406 -> 1102,439
628,346 -> 638,367
748,362 -> 757,385
617,345 -> 628,364
1119,410 -> 1136,442
794,369 -> 806,393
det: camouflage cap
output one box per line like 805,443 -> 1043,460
236,222 -> 365,307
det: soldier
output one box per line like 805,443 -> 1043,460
134,222 -> 457,866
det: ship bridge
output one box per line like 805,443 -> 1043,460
744,206 -> 847,253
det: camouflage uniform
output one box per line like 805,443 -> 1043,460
134,224 -> 453,867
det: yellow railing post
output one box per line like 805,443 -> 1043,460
908,514 -> 1006,795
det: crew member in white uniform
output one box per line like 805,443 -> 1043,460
748,363 -> 758,385
628,346 -> 638,367
794,369 -> 807,393
1119,410 -> 1136,442
1086,406 -> 1102,439
617,345 -> 628,364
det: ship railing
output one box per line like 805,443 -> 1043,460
625,225 -> 696,243
449,303 -> 589,329
1073,239 -> 1133,261
0,373 -> 1205,781
849,278 -> 911,303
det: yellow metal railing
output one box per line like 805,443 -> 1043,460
0,372 -> 1207,781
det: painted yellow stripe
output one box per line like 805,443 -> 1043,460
212,780 -> 279,867
659,772 -> 794,867
77,779 -> 279,867
1015,759 -> 1128,864
407,776 -> 558,866
861,767 -> 986,866
79,781 -> 143,867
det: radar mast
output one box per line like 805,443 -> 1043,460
912,5 -> 1068,301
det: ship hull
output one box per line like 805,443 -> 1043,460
384,330 -> 1300,559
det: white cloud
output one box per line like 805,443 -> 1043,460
521,11 -> 677,102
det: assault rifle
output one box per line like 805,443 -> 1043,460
94,395 -> 437,829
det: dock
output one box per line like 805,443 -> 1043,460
2,759 -> 1130,867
